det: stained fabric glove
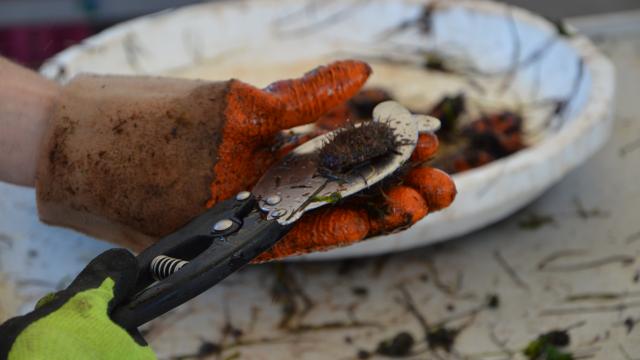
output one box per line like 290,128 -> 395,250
0,249 -> 155,360
34,60 -> 456,262
35,60 -> 371,252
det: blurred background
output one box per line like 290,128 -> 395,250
1,0 -> 639,69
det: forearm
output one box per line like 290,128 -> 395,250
0,57 -> 61,186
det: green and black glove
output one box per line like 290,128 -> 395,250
0,249 -> 156,360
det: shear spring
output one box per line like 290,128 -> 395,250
150,255 -> 189,280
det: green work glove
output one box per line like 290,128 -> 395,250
0,249 -> 156,360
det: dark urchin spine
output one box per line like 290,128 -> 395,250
318,121 -> 399,178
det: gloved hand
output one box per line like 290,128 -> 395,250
35,60 -> 456,260
0,249 -> 154,360
36,60 -> 371,250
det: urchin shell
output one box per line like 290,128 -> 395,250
318,121 -> 399,178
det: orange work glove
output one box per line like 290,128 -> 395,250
35,60 -> 455,258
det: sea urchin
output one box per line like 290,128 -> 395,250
318,121 -> 399,179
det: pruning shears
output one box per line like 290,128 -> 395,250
111,101 -> 440,330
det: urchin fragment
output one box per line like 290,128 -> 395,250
318,121 -> 400,178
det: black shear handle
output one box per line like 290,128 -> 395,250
111,194 -> 290,330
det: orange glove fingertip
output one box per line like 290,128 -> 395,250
406,167 -> 457,211
268,60 -> 372,130
411,132 -> 440,163
369,186 -> 428,235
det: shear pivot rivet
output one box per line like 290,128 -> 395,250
236,191 -> 251,201
266,195 -> 281,206
213,219 -> 233,232
271,209 -> 287,218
